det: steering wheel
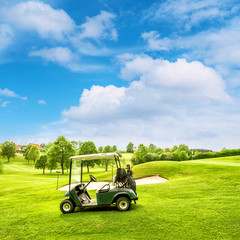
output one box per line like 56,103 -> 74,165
89,174 -> 97,182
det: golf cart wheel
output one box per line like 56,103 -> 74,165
60,199 -> 75,214
116,197 -> 131,211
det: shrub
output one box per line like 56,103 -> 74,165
135,144 -> 149,164
155,148 -> 163,154
172,150 -> 180,161
144,153 -> 155,162
144,153 -> 160,162
179,151 -> 188,161
159,152 -> 172,160
130,156 -> 136,165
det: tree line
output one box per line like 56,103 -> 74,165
0,138 -> 120,174
130,143 -> 240,165
2,139 -> 240,173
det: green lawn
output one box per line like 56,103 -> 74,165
0,155 -> 239,239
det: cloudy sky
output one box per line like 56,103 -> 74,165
1,0 -> 240,150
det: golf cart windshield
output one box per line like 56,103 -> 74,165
69,153 -> 120,189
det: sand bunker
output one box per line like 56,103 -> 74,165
58,175 -> 168,191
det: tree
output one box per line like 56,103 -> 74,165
25,144 -> 33,152
1,141 -> 16,162
179,151 -> 188,161
178,144 -> 191,155
35,155 -> 48,174
41,142 -> 53,153
40,143 -> 46,148
28,145 -> 40,163
47,136 -> 75,174
78,141 -> 83,149
21,145 -> 26,150
126,142 -> 134,153
159,152 -> 172,160
112,145 -> 117,151
102,145 -> 113,171
79,141 -> 98,173
171,149 -> 180,161
25,150 -> 30,163
48,157 -> 58,173
155,148 -> 163,154
98,146 -> 103,153
164,147 -> 171,152
148,144 -> 157,153
144,153 -> 155,162
171,145 -> 178,152
70,141 -> 78,149
135,144 -> 148,164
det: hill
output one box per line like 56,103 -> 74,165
0,155 -> 239,239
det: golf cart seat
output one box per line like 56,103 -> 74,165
116,168 -> 127,183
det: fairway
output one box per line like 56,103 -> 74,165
186,156 -> 240,167
0,156 -> 240,240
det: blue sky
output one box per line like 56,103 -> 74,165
1,0 -> 240,150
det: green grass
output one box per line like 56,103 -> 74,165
186,156 -> 240,166
0,155 -> 240,239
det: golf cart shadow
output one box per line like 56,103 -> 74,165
74,203 -> 138,213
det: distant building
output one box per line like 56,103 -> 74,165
29,143 -> 43,151
16,143 -> 43,151
16,145 -> 22,150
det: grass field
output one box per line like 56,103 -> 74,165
0,155 -> 239,240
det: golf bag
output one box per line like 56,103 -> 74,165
115,167 -> 137,193
126,175 -> 136,193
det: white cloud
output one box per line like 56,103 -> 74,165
70,39 -> 111,56
71,11 -> 117,56
0,24 -> 14,52
59,55 -> 233,150
38,100 -> 46,105
1,101 -> 10,107
0,88 -> 27,100
29,46 -> 106,72
118,55 -> 230,102
142,31 -> 170,51
182,18 -> 240,68
62,85 -> 126,122
4,1 -> 75,40
142,16 -> 240,83
78,11 -> 117,41
145,0 -> 239,30
0,3 -> 117,69
29,47 -> 81,71
30,47 -> 76,63
63,55 -> 230,122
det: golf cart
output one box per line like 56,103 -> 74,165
60,153 -> 138,213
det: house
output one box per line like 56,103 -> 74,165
29,143 -> 43,151
16,145 -> 22,150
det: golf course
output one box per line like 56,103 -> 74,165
0,154 -> 239,240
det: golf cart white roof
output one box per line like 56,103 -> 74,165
70,152 -> 119,161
